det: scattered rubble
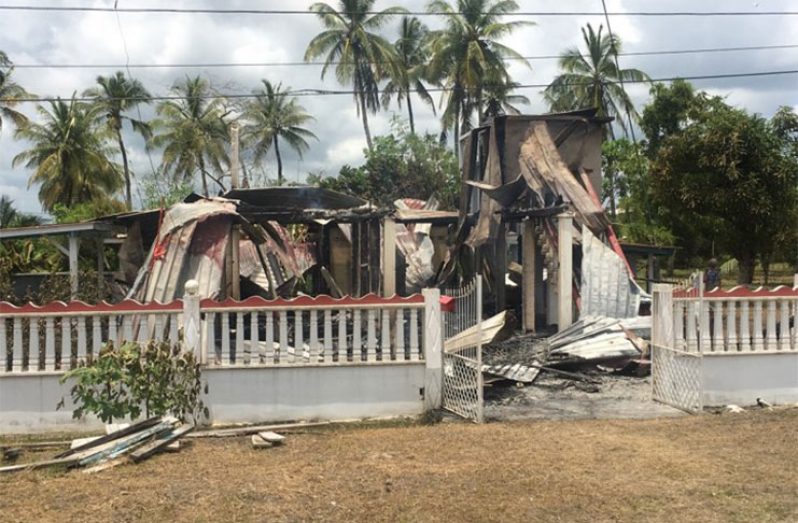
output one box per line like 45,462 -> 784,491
0,416 -> 193,474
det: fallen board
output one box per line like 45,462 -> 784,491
257,431 -> 285,445
189,421 -> 330,438
130,424 -> 194,463
55,416 -> 161,459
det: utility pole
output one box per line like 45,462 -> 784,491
229,122 -> 241,300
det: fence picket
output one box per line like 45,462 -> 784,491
766,301 -> 777,350
309,310 -> 319,362
779,300 -> 790,351
699,301 -> 711,351
279,311 -> 289,364
221,313 -> 231,365
753,301 -> 764,351
0,318 -> 6,372
265,312 -> 274,364
395,309 -> 405,360
353,310 -> 362,361
740,301 -> 750,352
674,301 -> 685,351
295,310 -> 304,363
367,310 -> 377,361
45,317 -> 55,370
250,311 -> 260,364
712,301 -> 724,351
61,318 -> 71,369
323,310 -> 332,362
409,309 -> 419,361
30,317 -> 40,371
686,302 -> 698,352
338,309 -> 347,362
381,310 -> 391,361
726,302 -> 737,352
12,317 -> 22,372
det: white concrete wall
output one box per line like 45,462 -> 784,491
203,363 -> 425,424
702,352 -> 798,407
0,362 -> 426,434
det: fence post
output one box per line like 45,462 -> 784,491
422,288 -> 442,411
183,279 -> 202,363
475,275 -> 484,423
652,284 -> 674,350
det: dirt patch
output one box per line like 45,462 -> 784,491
2,410 -> 797,522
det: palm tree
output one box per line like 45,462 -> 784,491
544,23 -> 650,137
0,195 -> 42,228
426,0 -> 532,156
0,51 -> 31,134
150,76 -> 230,197
381,16 -> 435,134
482,81 -> 529,120
242,80 -> 317,186
304,0 -> 405,150
13,97 -> 122,212
84,72 -> 152,210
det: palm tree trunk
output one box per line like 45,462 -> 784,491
116,128 -> 132,210
274,135 -> 284,186
199,156 -> 209,197
406,91 -> 415,134
453,103 -> 460,162
358,92 -> 373,151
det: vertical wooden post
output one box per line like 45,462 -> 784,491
556,211 -> 574,331
652,284 -> 674,350
68,233 -> 80,299
522,219 -> 537,332
494,222 -> 507,312
646,254 -> 656,294
183,279 -> 201,361
422,288 -> 442,411
383,217 -> 396,297
96,237 -> 105,301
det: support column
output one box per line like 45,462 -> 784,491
382,217 -> 396,297
494,222 -> 507,312
646,254 -> 656,294
556,211 -> 574,331
68,233 -> 80,299
652,284 -> 674,350
522,219 -> 537,332
96,237 -> 105,301
422,288 -> 442,411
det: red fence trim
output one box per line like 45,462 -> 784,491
199,293 -> 425,309
0,299 -> 184,315
673,285 -> 798,299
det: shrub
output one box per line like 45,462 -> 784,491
59,338 -> 209,424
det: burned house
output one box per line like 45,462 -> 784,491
441,109 -> 645,332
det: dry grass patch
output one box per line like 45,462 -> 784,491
1,410 -> 797,522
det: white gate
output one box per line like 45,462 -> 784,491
441,276 -> 484,422
651,344 -> 703,413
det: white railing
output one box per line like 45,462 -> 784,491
0,292 -> 432,373
0,301 -> 182,372
199,294 -> 426,366
671,286 -> 797,353
442,276 -> 480,340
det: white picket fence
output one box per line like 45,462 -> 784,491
0,292 -> 431,373
671,286 -> 798,353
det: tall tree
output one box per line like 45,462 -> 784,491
381,16 -> 435,134
13,97 -> 122,212
304,0 -> 405,150
544,23 -> 649,137
150,76 -> 230,197
242,80 -> 317,186
647,85 -> 798,283
84,72 -> 152,210
0,51 -> 31,134
426,0 -> 531,155
0,196 -> 42,228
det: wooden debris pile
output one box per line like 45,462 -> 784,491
0,416 -> 193,474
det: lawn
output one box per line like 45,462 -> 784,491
1,409 -> 797,522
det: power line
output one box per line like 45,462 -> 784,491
10,43 -> 798,70
601,0 -> 636,141
2,5 -> 798,16
3,69 -> 798,104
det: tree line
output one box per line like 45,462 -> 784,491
0,0 -> 796,282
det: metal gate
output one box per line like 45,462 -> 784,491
651,344 -> 703,413
441,276 -> 484,422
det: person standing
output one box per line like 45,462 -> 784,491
704,258 -> 722,290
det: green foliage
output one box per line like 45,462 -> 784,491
647,85 -> 798,282
14,97 -> 123,212
0,50 -> 31,134
51,199 -> 127,224
140,173 -> 194,209
544,23 -> 649,137
60,339 -> 208,424
304,0 -> 405,149
242,80 -> 317,185
602,138 -> 674,245
426,0 -> 532,136
640,79 -> 702,155
311,120 -> 460,209
150,76 -> 230,197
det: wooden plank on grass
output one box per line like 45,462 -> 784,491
189,421 -> 330,438
55,416 -> 162,458
130,424 -> 194,463
257,432 -> 285,445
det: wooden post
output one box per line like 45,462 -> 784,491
422,288 -> 442,411
494,222 -> 507,312
96,237 -> 104,301
382,217 -> 396,297
68,233 -> 80,299
652,284 -> 674,350
556,211 -> 574,331
229,123 -> 241,300
183,279 -> 201,362
646,254 -> 656,294
522,219 -> 536,332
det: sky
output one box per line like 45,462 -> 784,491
1,0 -> 797,216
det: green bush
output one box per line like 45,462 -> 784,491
59,338 -> 208,424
